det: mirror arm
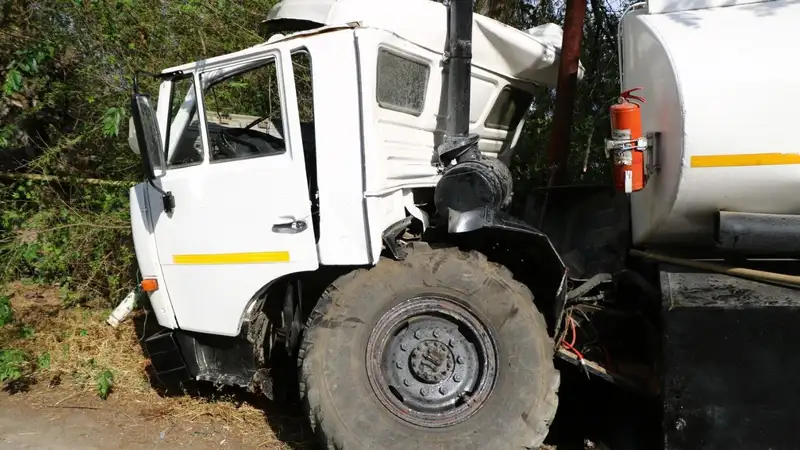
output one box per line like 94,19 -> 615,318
147,179 -> 175,213
133,70 -> 185,94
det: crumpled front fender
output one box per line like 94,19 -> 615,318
445,207 -> 569,336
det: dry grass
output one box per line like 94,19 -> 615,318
0,281 -> 316,449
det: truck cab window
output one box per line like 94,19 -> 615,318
484,86 -> 533,130
376,49 -> 429,116
201,59 -> 286,162
166,76 -> 203,168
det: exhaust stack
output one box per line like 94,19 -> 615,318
434,0 -> 514,227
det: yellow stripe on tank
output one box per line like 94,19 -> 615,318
691,153 -> 800,168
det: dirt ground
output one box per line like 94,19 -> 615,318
0,384 -> 314,450
0,377 -> 651,450
0,283 -> 317,450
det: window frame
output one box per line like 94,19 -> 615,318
164,74 -> 205,170
197,53 -> 290,165
375,47 -> 430,117
483,85 -> 533,131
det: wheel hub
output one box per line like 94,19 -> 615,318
410,339 -> 454,383
365,295 -> 498,428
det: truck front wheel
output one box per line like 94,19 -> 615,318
299,244 -> 559,449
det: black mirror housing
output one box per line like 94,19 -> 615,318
130,91 -> 175,213
130,93 -> 164,181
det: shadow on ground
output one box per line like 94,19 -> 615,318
545,360 -> 661,450
131,312 -> 659,450
132,310 -> 319,449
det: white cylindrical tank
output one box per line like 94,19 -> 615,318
622,0 -> 800,247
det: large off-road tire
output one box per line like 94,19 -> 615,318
299,243 -> 559,449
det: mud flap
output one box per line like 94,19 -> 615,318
143,330 -> 192,389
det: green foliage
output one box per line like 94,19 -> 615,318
101,108 -> 124,138
95,368 -> 114,399
19,324 -> 35,338
0,295 -> 12,326
0,349 -> 28,383
0,0 -> 279,303
37,352 -> 51,370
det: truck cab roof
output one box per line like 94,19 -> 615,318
162,0 -> 581,88
265,0 -> 583,87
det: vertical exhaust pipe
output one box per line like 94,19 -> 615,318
434,0 -> 514,226
438,0 -> 479,164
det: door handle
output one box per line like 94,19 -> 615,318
272,216 -> 308,234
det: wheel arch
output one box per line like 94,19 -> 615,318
424,209 -> 568,337
237,266 -> 362,344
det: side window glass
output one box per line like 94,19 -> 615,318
201,58 -> 286,163
376,49 -> 429,116
484,86 -> 533,131
166,77 -> 204,168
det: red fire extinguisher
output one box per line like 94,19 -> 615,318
607,87 -> 646,193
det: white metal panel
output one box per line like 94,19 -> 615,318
265,0 -> 583,87
129,184 -> 177,329
470,76 -> 498,124
300,31 -> 374,265
362,29 -> 524,193
625,0 -> 800,245
356,28 -> 525,254
647,0 -> 771,15
148,48 -> 319,337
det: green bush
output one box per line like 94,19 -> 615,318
0,0 -> 279,303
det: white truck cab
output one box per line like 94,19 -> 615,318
128,0 -> 581,448
130,0 -> 577,337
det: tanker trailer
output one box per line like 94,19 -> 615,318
581,0 -> 800,448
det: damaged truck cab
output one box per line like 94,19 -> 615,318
128,0 -> 579,448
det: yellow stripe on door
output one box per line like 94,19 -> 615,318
172,251 -> 290,265
691,153 -> 800,168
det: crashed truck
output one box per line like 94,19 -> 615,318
122,0 -> 800,447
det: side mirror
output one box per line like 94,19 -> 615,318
128,117 -> 140,155
130,92 -> 175,212
130,93 -> 164,181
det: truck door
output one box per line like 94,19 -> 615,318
146,48 -> 318,336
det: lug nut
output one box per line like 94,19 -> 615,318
433,329 -> 440,338
400,342 -> 408,351
396,361 -> 404,369
414,330 -> 423,339
448,339 -> 455,347
403,379 -> 411,386
453,374 -> 462,382
420,388 -> 427,396
456,356 -> 465,364
439,386 -> 447,395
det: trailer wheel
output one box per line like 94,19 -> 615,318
299,243 -> 559,449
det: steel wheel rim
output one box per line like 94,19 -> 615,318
365,295 -> 498,428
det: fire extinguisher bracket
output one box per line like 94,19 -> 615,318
644,131 -> 661,178
604,135 -> 648,160
604,132 -> 660,172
